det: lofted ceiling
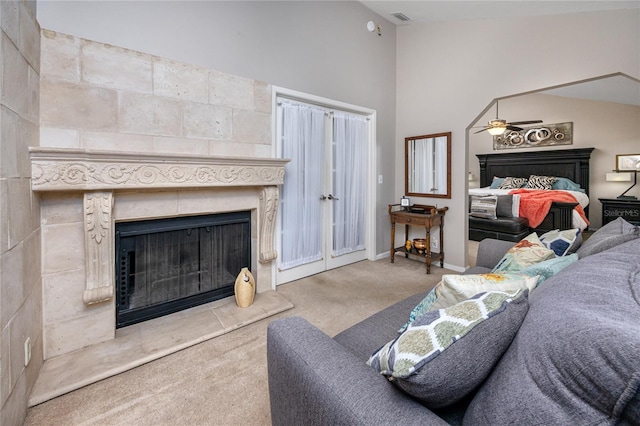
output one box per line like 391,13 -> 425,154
360,1 -> 640,25
360,1 -> 640,107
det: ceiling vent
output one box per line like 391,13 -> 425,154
391,12 -> 412,22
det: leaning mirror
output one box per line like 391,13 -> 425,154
405,132 -> 451,199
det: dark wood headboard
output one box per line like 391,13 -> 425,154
476,148 -> 595,195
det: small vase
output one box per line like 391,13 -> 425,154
234,267 -> 255,308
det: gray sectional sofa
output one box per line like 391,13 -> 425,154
267,218 -> 640,425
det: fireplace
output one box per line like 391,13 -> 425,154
115,211 -> 251,328
31,148 -> 288,359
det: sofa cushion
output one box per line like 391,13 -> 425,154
368,289 -> 528,409
492,233 -> 556,273
464,238 -> 640,424
576,217 -> 640,258
539,228 -> 581,256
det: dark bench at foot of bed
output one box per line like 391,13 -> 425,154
469,216 -> 530,242
469,201 -> 578,242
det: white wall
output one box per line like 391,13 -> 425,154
469,94 -> 640,228
36,0 -> 398,255
396,9 -> 640,268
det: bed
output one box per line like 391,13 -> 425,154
469,148 -> 594,242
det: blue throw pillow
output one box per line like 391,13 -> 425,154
490,177 -> 505,189
552,177 -> 585,193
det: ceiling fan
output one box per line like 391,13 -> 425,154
473,100 -> 543,135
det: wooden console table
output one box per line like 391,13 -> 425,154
388,204 -> 448,274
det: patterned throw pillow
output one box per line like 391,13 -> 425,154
470,195 -> 498,219
368,289 -> 529,408
492,233 -> 556,273
398,273 -> 538,332
539,228 -> 581,256
497,177 -> 528,189
525,175 -> 558,190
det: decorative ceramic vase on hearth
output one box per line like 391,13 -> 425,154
235,267 -> 255,308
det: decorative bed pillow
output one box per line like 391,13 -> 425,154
492,233 -> 556,273
539,228 -> 582,256
490,177 -> 505,189
576,217 -> 640,258
552,177 -> 585,193
497,177 -> 528,189
470,196 -> 498,219
525,175 -> 558,190
368,289 -> 529,409
518,253 -> 578,285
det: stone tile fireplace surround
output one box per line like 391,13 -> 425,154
32,148 -> 288,360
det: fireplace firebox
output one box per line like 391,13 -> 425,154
115,211 -> 251,328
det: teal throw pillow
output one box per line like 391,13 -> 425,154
519,253 -> 578,285
552,177 -> 585,193
490,177 -> 505,189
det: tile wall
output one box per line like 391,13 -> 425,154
37,33 -> 275,359
0,2 -> 42,425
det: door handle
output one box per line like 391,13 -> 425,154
327,194 -> 339,200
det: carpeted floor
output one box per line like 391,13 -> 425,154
25,256 -> 451,425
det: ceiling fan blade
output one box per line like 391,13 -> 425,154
508,120 -> 543,126
474,128 -> 489,134
506,126 -> 523,132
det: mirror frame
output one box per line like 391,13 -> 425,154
405,132 -> 452,199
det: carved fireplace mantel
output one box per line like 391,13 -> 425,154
30,148 -> 289,305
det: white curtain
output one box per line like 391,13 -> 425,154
278,99 -> 325,270
411,137 -> 446,195
332,111 -> 367,256
433,136 -> 447,194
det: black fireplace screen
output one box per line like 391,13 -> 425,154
115,211 -> 251,328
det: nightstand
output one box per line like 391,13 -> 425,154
599,198 -> 640,226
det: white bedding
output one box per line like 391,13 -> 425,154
469,187 -> 590,230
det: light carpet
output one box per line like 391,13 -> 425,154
25,256 -> 450,425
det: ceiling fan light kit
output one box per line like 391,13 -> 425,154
487,125 -> 506,136
473,100 -> 542,135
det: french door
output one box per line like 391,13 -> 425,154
275,96 -> 371,285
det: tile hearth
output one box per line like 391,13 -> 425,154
29,291 -> 293,407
